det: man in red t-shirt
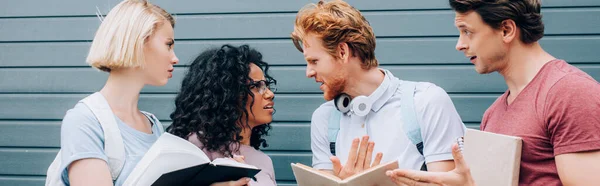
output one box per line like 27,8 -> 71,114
386,0 -> 600,185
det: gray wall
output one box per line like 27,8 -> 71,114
1,0 -> 599,185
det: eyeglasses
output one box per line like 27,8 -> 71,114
249,80 -> 277,95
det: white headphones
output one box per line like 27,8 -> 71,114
333,93 -> 372,116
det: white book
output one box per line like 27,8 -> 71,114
463,129 -> 523,186
291,160 -> 399,186
123,133 -> 260,186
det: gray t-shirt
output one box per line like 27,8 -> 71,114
187,133 -> 277,186
59,102 -> 164,186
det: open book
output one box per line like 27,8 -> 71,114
291,160 -> 398,186
123,133 -> 261,186
463,129 -> 522,186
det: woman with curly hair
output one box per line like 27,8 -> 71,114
167,44 -> 277,186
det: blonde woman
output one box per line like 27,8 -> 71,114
57,1 -> 179,185
58,1 -> 253,185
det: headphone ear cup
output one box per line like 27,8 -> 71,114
334,93 -> 352,113
351,96 -> 372,116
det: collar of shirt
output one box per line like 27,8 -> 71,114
369,68 -> 399,112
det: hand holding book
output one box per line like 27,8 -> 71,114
386,143 -> 475,186
385,129 -> 522,186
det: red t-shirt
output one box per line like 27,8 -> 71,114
481,59 -> 600,186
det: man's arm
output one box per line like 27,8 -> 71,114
556,150 -> 600,186
387,144 -> 476,186
426,160 -> 455,172
546,76 -> 600,186
416,84 -> 466,168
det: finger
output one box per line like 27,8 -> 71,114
387,173 -> 439,186
355,136 -> 370,170
389,169 -> 444,184
371,152 -> 383,167
401,177 -> 440,186
451,143 -> 469,171
230,177 -> 251,186
364,142 -> 375,169
346,138 -> 360,168
233,155 -> 245,163
330,156 -> 343,176
209,178 -> 250,186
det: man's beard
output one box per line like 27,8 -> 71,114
323,73 -> 346,101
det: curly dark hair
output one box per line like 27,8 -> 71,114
167,44 -> 276,157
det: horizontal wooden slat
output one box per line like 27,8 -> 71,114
0,121 -> 482,149
2,36 -> 599,67
0,65 -> 507,93
0,148 -> 310,181
1,0 -> 597,17
0,148 -> 57,176
2,9 -> 600,42
270,152 -> 312,181
2,65 -> 600,94
0,121 -> 61,147
0,175 -> 45,186
0,121 -> 310,150
0,94 -> 494,123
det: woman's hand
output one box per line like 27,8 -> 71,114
209,178 -> 251,186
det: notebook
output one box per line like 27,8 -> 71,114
463,129 -> 523,186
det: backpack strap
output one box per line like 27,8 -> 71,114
140,111 -> 164,133
80,92 -> 126,180
400,81 -> 427,171
327,108 -> 342,156
325,81 -> 427,170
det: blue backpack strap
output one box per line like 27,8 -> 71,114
328,108 -> 342,156
400,81 -> 423,149
400,81 -> 427,171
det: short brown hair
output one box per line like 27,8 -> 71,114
291,0 -> 378,69
449,0 -> 544,44
87,0 -> 175,72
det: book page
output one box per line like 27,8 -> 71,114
211,158 -> 259,170
291,163 -> 342,186
343,160 -> 398,186
123,133 -> 210,186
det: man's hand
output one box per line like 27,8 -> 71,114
331,136 -> 383,180
385,144 -> 476,186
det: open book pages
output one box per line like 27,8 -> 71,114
463,129 -> 523,186
123,133 -> 210,186
291,160 -> 399,186
210,157 -> 258,169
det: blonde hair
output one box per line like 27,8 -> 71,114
86,0 -> 175,72
291,0 -> 378,69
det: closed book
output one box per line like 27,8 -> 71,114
463,129 -> 522,186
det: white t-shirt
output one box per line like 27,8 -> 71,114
311,69 -> 466,170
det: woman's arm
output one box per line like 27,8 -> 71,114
68,159 -> 113,186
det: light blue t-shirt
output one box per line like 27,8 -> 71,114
59,102 -> 164,186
